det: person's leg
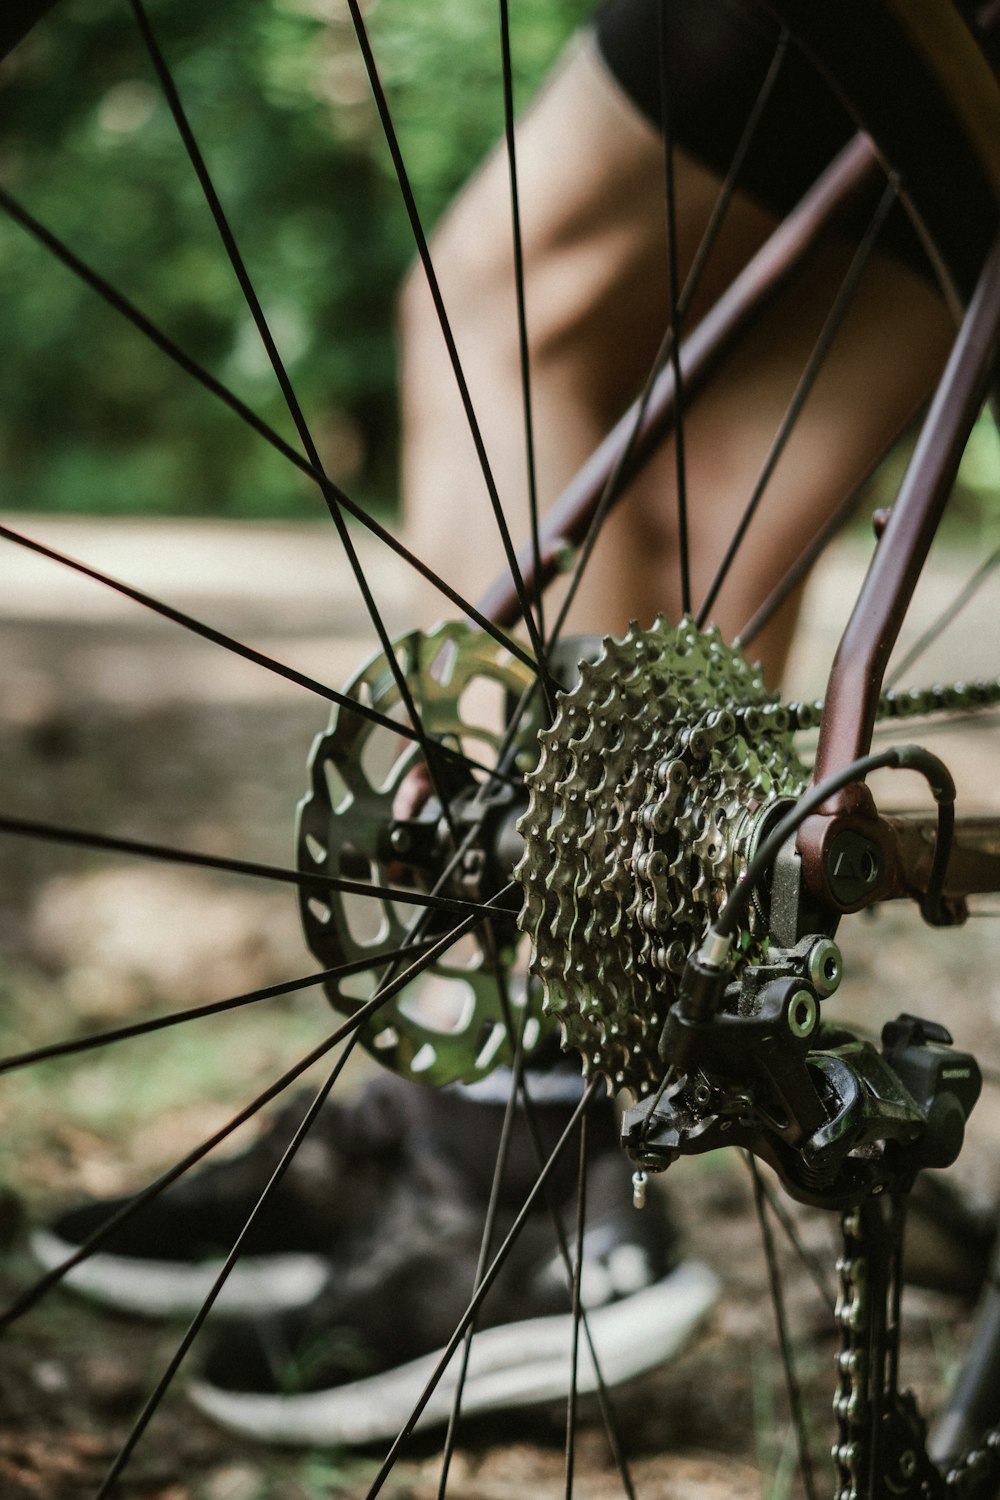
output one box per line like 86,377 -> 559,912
592,240 -> 953,682
399,32 -> 953,686
399,31 -> 776,638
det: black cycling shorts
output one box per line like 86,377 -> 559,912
594,0 -> 929,271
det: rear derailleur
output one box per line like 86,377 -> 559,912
622,934 -> 982,1209
622,936 -> 984,1499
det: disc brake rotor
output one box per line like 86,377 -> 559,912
515,616 -> 806,1096
297,621 -> 546,1087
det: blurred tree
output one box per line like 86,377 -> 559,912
0,0 -> 586,517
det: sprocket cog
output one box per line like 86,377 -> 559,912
515,616 -> 806,1095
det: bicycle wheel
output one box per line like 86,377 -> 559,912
2,1 -> 1000,1497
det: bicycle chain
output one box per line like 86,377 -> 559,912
832,1199 -> 1000,1500
833,1201 -> 950,1500
768,674 -> 1000,734
833,1209 -> 871,1500
516,618 -> 1000,1097
942,1422 -> 1000,1496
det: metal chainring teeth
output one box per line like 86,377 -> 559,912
515,616 -> 806,1097
296,621 -> 545,1088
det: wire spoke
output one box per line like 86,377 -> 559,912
737,489 -> 865,651
94,1032 -> 364,1498
698,176 -> 900,628
0,522 -> 419,737
564,1108 -> 588,1500
363,1076 -> 604,1500
0,942 -> 439,1074
2,904 -> 486,1330
748,1155 -> 819,1500
127,1 -> 456,816
129,0 -> 321,465
2,1032 -> 341,1331
370,879 -> 632,1487
480,920 -> 636,1496
344,0 -> 556,713
886,540 -> 1000,687
0,528 -> 516,796
0,187 -> 534,672
0,812 -> 493,915
514,1067 -> 637,1500
472,907 -> 636,1494
480,931 -> 638,1500
734,402 -> 923,651
748,1164 -> 837,1313
498,0 -> 543,638
546,30 -> 790,653
0,519 -> 521,797
658,2 -> 691,617
435,1006 -> 529,1497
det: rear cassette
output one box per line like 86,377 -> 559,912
515,617 -> 806,1095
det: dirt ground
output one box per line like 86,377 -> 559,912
1,516 -> 999,1499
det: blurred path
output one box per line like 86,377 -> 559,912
1,515 -> 413,709
2,512 -> 997,708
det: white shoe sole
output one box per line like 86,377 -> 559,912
30,1228 -> 329,1318
189,1258 -> 720,1446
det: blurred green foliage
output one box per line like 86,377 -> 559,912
2,0 -> 998,529
0,0 -> 586,517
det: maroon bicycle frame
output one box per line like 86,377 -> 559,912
478,132 -> 1000,915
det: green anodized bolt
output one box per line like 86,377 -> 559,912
788,989 -> 818,1038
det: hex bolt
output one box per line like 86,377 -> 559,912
807,937 -> 843,998
826,830 -> 882,905
788,989 -> 818,1039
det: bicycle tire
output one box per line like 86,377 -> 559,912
2,2 -> 1000,1498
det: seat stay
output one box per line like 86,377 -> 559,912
479,133 -> 882,630
798,232 -> 1000,911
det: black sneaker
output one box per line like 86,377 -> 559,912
189,1149 -> 718,1446
30,1083 -> 411,1319
29,1059 -> 623,1320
